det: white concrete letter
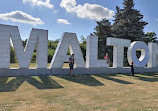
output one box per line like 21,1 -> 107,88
127,41 -> 149,67
86,35 -> 108,68
147,42 -> 158,67
0,25 -> 10,68
0,24 -> 48,68
106,37 -> 131,68
49,32 -> 85,68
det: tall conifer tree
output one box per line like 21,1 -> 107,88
93,19 -> 113,60
112,0 -> 148,41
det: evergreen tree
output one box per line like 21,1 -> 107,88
112,0 -> 148,66
93,19 -> 113,60
112,0 -> 148,41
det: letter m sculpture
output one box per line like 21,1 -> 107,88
0,24 -> 48,69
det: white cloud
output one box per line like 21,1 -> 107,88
0,11 -> 44,25
60,0 -> 115,20
23,0 -> 54,9
57,19 -> 71,25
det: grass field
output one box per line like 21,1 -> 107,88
10,63 -> 69,68
0,64 -> 158,111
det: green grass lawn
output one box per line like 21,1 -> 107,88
0,72 -> 158,111
10,63 -> 69,68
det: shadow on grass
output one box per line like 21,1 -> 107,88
96,74 -> 134,84
56,75 -> 104,86
0,76 -> 63,92
122,73 -> 158,82
138,73 -> 157,77
134,73 -> 158,82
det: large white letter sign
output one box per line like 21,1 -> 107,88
49,32 -> 85,68
86,35 -> 108,68
127,41 -> 149,67
0,25 -> 10,68
0,24 -> 48,68
147,42 -> 158,67
106,37 -> 131,68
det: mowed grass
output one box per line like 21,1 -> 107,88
0,64 -> 158,110
10,63 -> 69,68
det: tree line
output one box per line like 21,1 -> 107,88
10,37 -> 86,63
10,0 -> 157,66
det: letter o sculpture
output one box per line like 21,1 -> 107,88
127,41 -> 149,67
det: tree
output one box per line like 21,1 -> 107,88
80,36 -> 86,61
31,52 -> 36,63
112,0 -> 148,66
48,40 -> 59,63
93,19 -> 113,60
10,46 -> 17,63
144,32 -> 157,43
23,39 -> 28,47
48,49 -> 55,63
112,0 -> 148,42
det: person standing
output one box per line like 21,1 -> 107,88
104,53 -> 110,64
69,54 -> 75,76
130,62 -> 134,76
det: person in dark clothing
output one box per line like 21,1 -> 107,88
69,54 -> 75,76
130,62 -> 134,76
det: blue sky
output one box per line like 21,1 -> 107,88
0,0 -> 158,41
